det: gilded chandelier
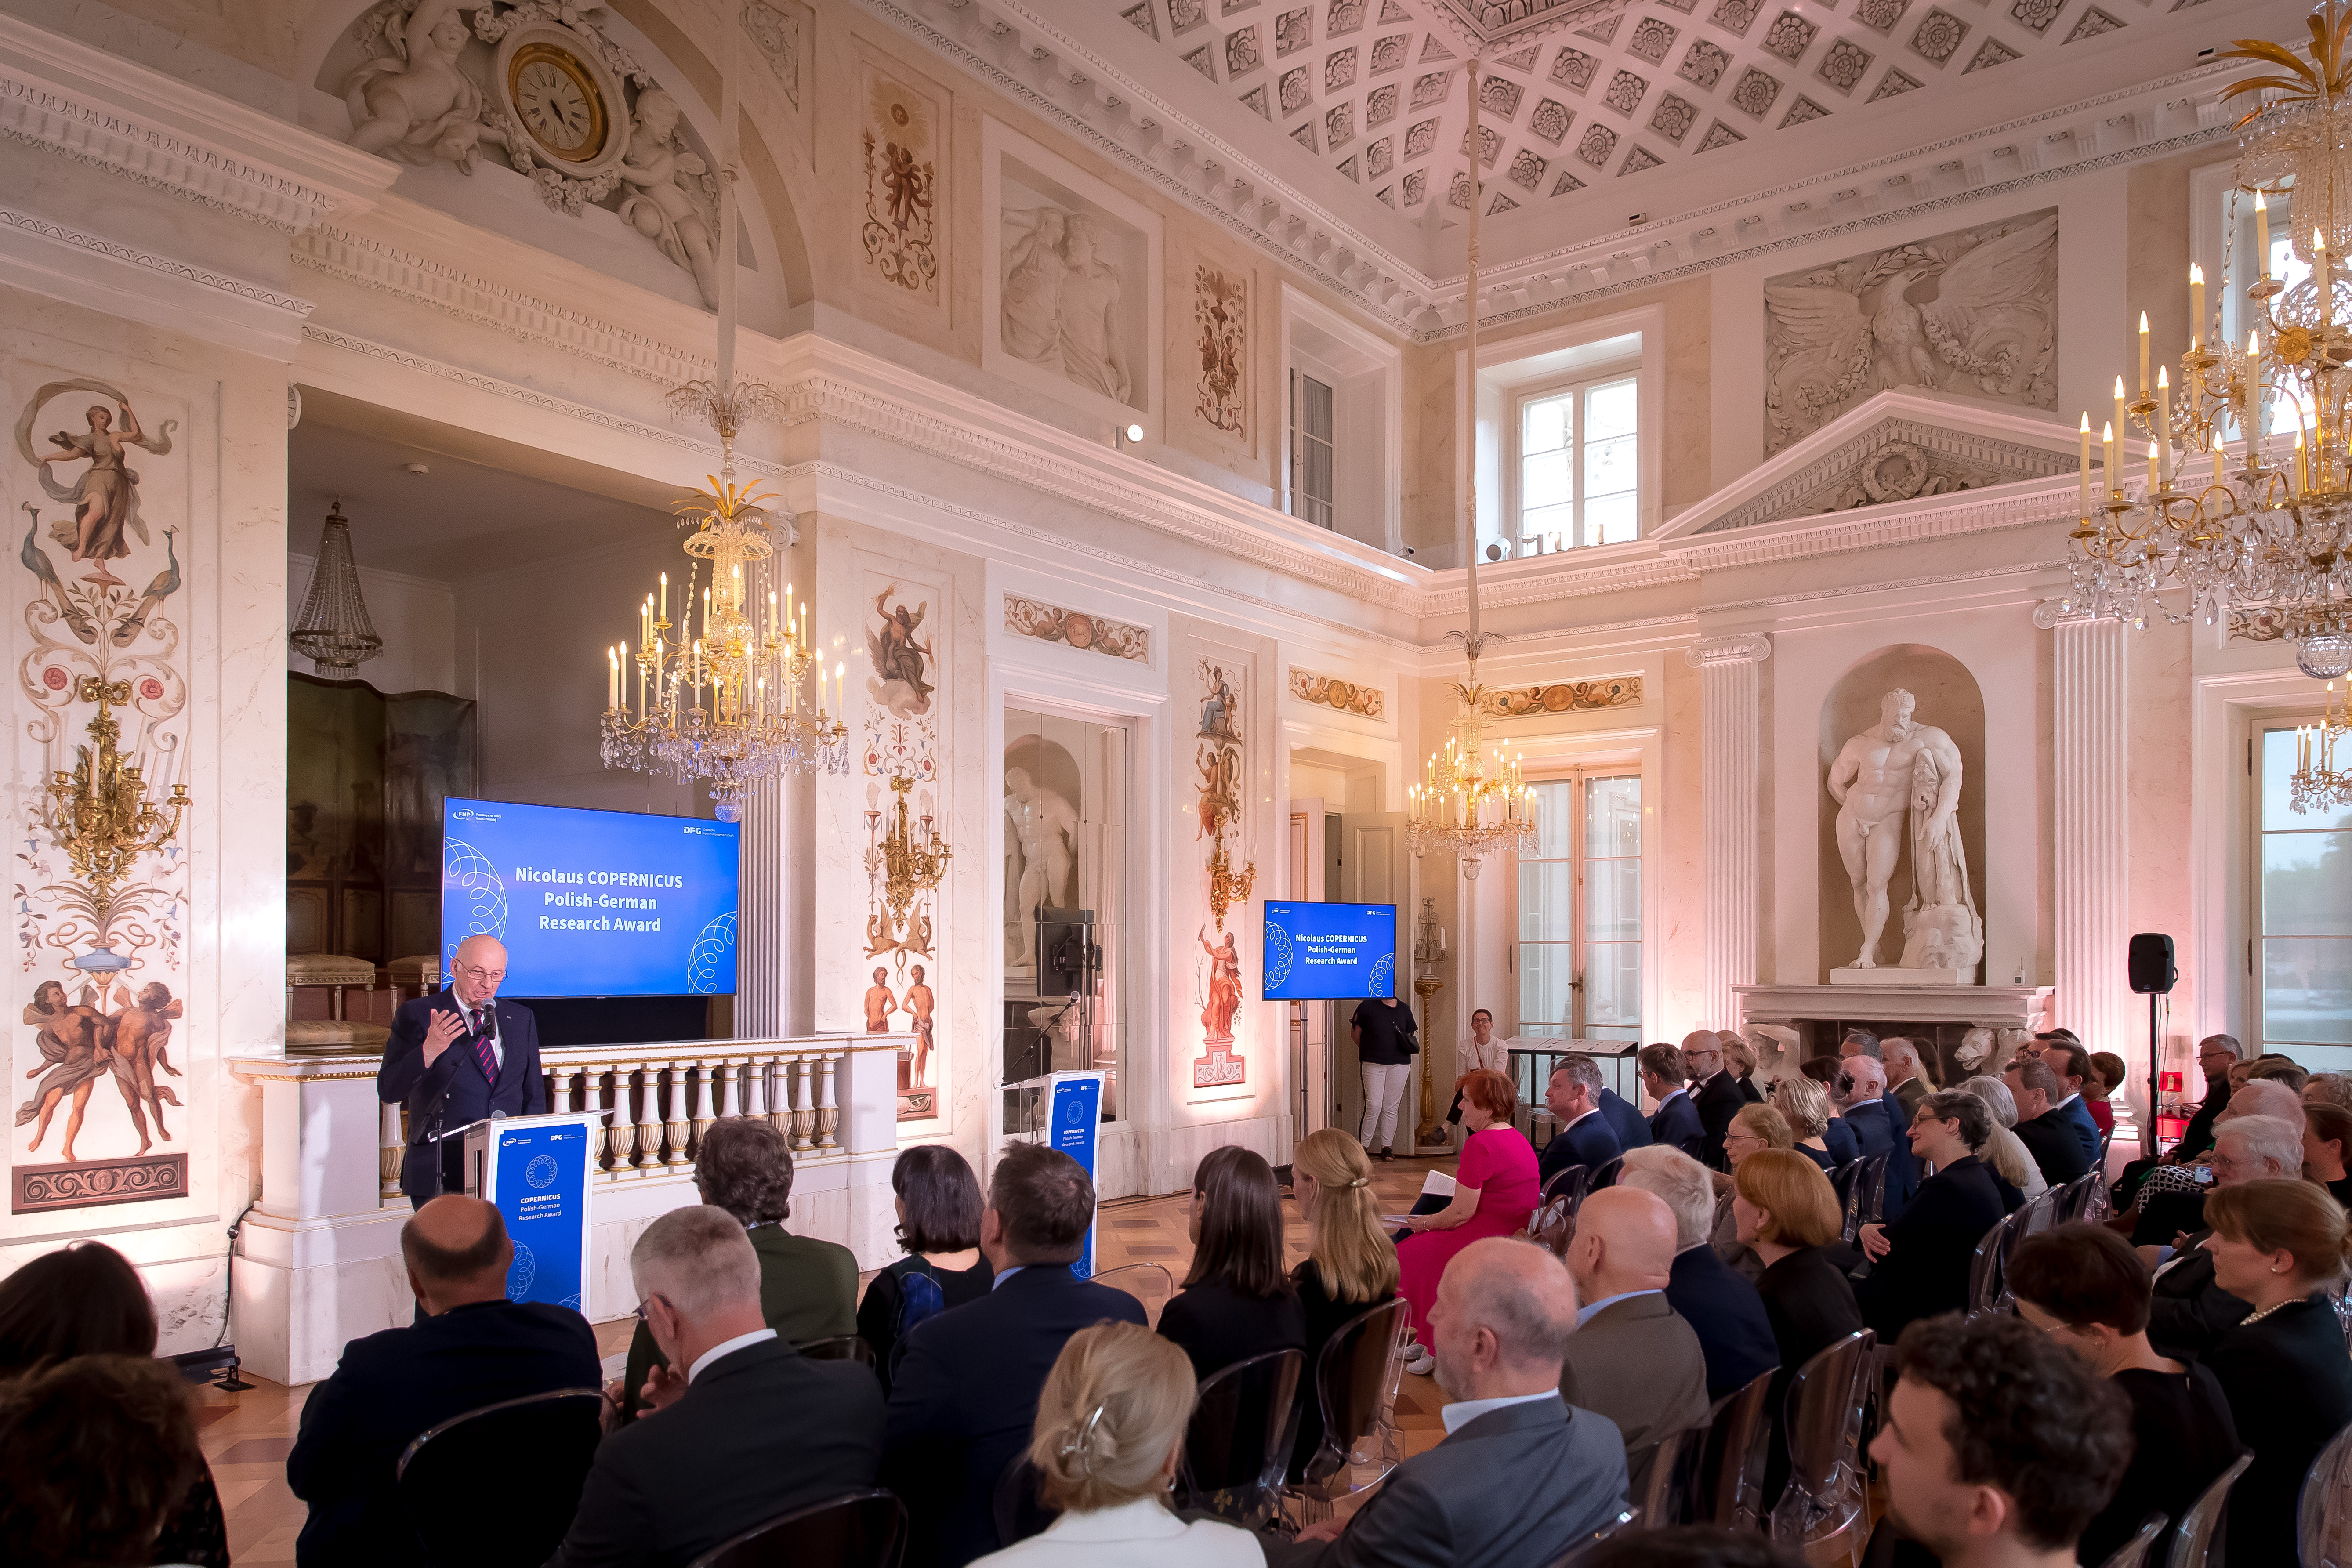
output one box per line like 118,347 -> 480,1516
2065,4 -> 2352,694
1406,61 -> 1535,881
43,675 -> 190,970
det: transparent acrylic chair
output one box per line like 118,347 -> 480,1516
1281,1299 -> 1410,1529
1088,1262 -> 1177,1329
2299,1420 -> 2352,1568
1179,1347 -> 1305,1528
1768,1329 -> 1875,1568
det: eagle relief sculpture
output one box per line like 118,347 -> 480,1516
1764,210 -> 2058,454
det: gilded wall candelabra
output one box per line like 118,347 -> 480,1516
41,675 -> 190,972
866,775 -> 952,942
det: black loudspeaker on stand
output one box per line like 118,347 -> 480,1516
2130,933 -> 2177,1160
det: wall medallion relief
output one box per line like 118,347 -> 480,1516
1479,677 -> 1642,717
1287,667 -> 1384,718
1764,208 -> 2057,454
1004,596 -> 1151,662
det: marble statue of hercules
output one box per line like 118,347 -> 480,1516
1827,689 -> 1963,969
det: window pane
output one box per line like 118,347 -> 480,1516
2263,937 -> 2352,1046
1518,858 -> 1575,942
1523,449 -> 1572,509
1586,377 -> 1637,440
2263,728 -> 2352,830
1586,775 -> 1641,855
1523,394 -> 1570,454
1584,432 -> 1637,497
1584,492 -> 1638,546
1518,944 -> 1578,1035
1583,942 -> 1640,1029
1529,781 -> 1575,857
2265,832 -> 2352,935
1584,857 -> 1639,940
1521,503 -> 1576,546
1299,373 -> 1334,442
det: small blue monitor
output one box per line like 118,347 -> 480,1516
441,797 -> 740,998
1262,902 -> 1397,1001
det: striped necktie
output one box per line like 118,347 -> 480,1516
470,1008 -> 497,1085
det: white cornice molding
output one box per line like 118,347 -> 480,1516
0,13 -> 396,233
0,206 -> 312,315
0,204 -> 315,359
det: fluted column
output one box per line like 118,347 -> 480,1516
2043,605 -> 2134,1080
737,775 -> 785,1038
1685,634 -> 1772,1029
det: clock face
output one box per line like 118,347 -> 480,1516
507,43 -> 606,163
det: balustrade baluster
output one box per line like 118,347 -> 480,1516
589,1065 -> 614,1178
661,1064 -> 690,1169
789,1055 -> 816,1151
690,1058 -> 716,1156
815,1053 -> 841,1151
764,1056 -> 789,1136
714,1058 -> 738,1125
631,1065 -> 660,1175
380,1100 -> 404,1206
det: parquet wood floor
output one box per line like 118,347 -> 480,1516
200,1153 -> 1460,1559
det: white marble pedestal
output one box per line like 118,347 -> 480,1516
1829,967 -> 1967,986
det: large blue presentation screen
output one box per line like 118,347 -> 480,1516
1262,902 -> 1397,1001
441,797 -> 740,998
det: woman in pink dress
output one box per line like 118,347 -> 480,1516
1395,1068 -> 1540,1367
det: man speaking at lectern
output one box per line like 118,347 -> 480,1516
378,935 -> 545,1208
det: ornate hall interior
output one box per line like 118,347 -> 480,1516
4,0 -> 2348,1451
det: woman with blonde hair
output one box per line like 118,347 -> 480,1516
1711,1103 -> 1794,1279
1732,1149 -> 1863,1503
1961,1072 -> 2045,1207
972,1322 -> 1261,1566
1771,1075 -> 1839,1172
2200,1179 -> 2352,1564
1287,1130 -> 1399,1477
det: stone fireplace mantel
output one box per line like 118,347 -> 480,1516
1736,984 -> 2056,1031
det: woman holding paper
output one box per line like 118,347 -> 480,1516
1393,1068 -> 1539,1374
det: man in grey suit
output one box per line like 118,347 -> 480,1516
1270,1238 -> 1627,1568
1559,1187 -> 1709,1451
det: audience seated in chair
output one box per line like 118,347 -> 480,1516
549,1205 -> 883,1568
2007,1223 -> 2243,1568
2131,1081 -> 2305,1247
884,1142 -> 1148,1568
1540,1056 -> 1624,1188
1643,1044 -> 1707,1161
1558,1187 -> 1710,1451
1596,1079 -> 1653,1154
1881,1039 -> 1935,1123
1285,1130 -> 1400,1481
1730,1149 -> 1860,1508
2003,1059 -> 2091,1189
1833,1057 -> 1899,1161
1772,1073 -> 1843,1174
2036,1043 -> 2104,1166
0,1241 -> 230,1568
1854,1092 -> 2007,1342
1722,1033 -> 1766,1108
2197,1177 -> 2352,1567
287,1195 -> 602,1568
1711,1103 -> 1795,1283
1267,1238 -> 1628,1568
2308,1101 -> 2352,1210
1867,1315 -> 2131,1568
858,1143 -> 996,1396
1397,1069 -> 1540,1377
969,1322 -> 1260,1567
1159,1145 -> 1305,1383
1617,1145 -> 1778,1401
622,1118 -> 857,1417
2085,1051 -> 2126,1140
1957,1075 -> 2044,1206
1796,1059 -> 1863,1166
1680,1031 -> 1746,1170
2143,1114 -> 2305,1358
0,1354 -> 207,1568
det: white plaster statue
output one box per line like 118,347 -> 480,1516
1004,766 -> 1077,967
617,89 -> 721,308
1000,206 -> 1131,403
1826,688 -> 1982,975
343,0 -> 491,172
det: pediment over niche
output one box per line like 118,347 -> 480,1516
1663,391 -> 2081,540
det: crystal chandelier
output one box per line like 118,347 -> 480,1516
2064,4 -> 2352,683
289,500 -> 384,674
2294,679 -> 2352,812
1406,61 -> 1535,882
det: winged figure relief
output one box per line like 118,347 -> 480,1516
1765,212 -> 2058,450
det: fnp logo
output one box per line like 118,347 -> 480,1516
451,808 -> 500,823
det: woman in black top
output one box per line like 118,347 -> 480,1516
2201,1178 -> 2352,1566
1732,1148 -> 1858,1503
1854,1091 -> 2008,1340
0,1242 -> 230,1567
855,1143 -> 995,1394
2306,1102 -> 2352,1210
1286,1129 -> 1401,1478
1159,1145 -> 1306,1384
2007,1223 -> 2243,1566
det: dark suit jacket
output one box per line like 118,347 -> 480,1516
1841,1101 -> 1900,1161
882,1264 -> 1148,1568
2145,1238 -> 2252,1359
1559,1293 -> 1709,1450
2206,1296 -> 2352,1566
620,1223 -> 859,1415
1539,1111 -> 1623,1188
1666,1245 -> 1779,1400
1736,1075 -> 1765,1105
1693,1072 -> 1746,1170
1649,1091 -> 1705,1161
2179,1082 -> 2232,1158
1822,1116 -> 1860,1166
1877,1093 -> 1921,1221
377,989 -> 546,1200
548,1336 -> 883,1568
2058,1094 -> 2102,1163
2013,1109 -> 2092,1186
287,1300 -> 601,1568
1891,1076 -> 1929,1122
1597,1089 -> 1651,1153
1271,1395 -> 1628,1568
1854,1155 -> 2006,1341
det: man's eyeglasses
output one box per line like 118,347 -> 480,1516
456,965 -> 506,982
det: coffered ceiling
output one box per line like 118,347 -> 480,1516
863,0 -> 2305,325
